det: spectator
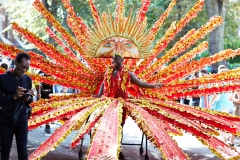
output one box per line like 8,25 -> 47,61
228,85 -> 240,146
0,53 -> 33,160
189,72 -> 200,107
36,71 -> 53,133
211,67 -> 234,145
0,63 -> 8,71
218,65 -> 228,72
0,63 -> 8,153
199,69 -> 211,108
180,75 -> 192,105
211,67 -> 233,112
28,68 -> 40,101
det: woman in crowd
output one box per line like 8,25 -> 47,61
189,72 -> 200,107
211,66 -> 234,145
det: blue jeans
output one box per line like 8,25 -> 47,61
53,85 -> 62,93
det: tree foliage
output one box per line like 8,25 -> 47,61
2,0 -> 47,44
224,0 -> 240,64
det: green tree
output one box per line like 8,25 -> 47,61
224,0 -> 240,65
2,0 -> 48,46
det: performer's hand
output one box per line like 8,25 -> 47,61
14,86 -> 26,100
154,83 -> 162,88
93,95 -> 101,98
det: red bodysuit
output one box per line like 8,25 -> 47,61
103,66 -> 130,125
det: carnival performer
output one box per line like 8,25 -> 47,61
0,53 -> 33,160
96,53 -> 162,158
97,53 -> 162,126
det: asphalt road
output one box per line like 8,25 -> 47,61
8,118 -> 240,160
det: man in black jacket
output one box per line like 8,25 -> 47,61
0,53 -> 33,160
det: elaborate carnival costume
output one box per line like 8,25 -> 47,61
1,0 -> 240,159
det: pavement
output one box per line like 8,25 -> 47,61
8,117 -> 240,160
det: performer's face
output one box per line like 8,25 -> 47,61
112,55 -> 123,69
96,37 -> 140,58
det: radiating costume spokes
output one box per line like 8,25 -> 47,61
0,0 -> 240,159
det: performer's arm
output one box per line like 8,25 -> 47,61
129,72 -> 162,88
97,83 -> 104,97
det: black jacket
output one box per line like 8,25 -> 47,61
0,71 -> 32,123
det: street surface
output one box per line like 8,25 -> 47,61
8,117 -> 240,160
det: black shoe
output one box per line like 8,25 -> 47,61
229,143 -> 234,147
119,152 -> 125,160
45,125 -> 50,133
